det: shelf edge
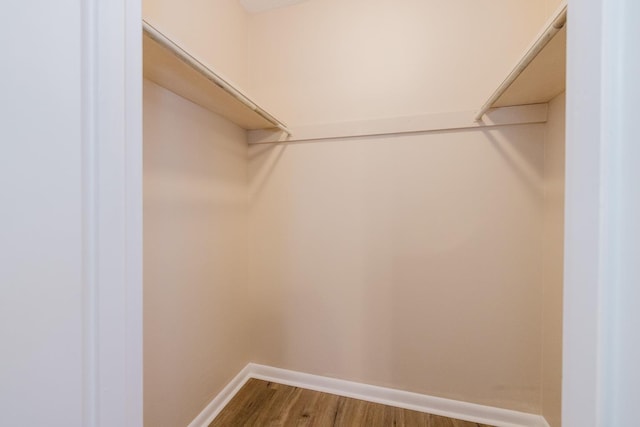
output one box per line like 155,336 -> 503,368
142,20 -> 291,134
474,1 -> 567,121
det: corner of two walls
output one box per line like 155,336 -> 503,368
144,80 -> 251,427
142,1 -> 252,426
541,92 -> 566,427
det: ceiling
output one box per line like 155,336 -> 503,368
239,0 -> 311,13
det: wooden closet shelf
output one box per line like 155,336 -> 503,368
142,20 -> 290,134
475,1 -> 567,121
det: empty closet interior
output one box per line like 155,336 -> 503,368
142,1 -> 566,426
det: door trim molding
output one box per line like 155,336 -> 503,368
82,0 -> 143,425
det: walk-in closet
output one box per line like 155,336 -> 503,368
7,0 -> 640,426
142,1 -> 567,426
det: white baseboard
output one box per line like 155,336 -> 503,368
186,364 -> 253,427
189,363 -> 551,427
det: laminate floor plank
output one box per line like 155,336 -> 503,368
209,379 -> 495,427
361,401 -> 387,427
247,382 -> 301,426
333,396 -> 366,426
287,387 -> 341,426
210,379 -> 277,426
399,406 -> 428,427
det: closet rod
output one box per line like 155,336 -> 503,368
474,4 -> 567,121
143,20 -> 291,135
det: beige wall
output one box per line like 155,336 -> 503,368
143,0 -> 250,87
546,0 -> 565,16
143,80 -> 251,427
141,1 -> 564,421
245,1 -> 560,414
247,0 -> 549,125
142,3 -> 252,424
542,93 -> 565,426
248,124 -> 546,413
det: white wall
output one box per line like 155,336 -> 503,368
247,0 -> 549,125
248,124 -> 546,413
0,1 -> 142,426
0,3 -> 84,424
542,93 -> 565,427
562,0 -> 606,424
563,0 -> 640,425
606,0 -> 640,423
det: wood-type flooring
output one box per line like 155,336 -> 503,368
210,379 -> 495,426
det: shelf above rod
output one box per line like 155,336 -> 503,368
143,20 -> 291,135
474,2 -> 567,121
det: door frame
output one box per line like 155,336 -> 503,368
85,0 -> 143,425
563,0 -> 639,425
94,0 -> 640,425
